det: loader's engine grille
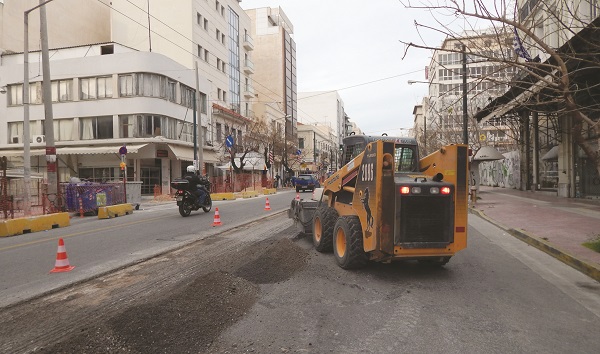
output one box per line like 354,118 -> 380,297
396,195 -> 454,248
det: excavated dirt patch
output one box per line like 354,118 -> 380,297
39,271 -> 258,353
235,238 -> 309,284
33,231 -> 308,353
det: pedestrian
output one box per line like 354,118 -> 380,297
275,174 -> 281,188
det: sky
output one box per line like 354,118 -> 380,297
239,0 -> 450,136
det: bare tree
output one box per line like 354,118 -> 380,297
399,0 -> 600,176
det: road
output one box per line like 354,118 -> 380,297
0,191 -> 599,353
0,190 -> 296,308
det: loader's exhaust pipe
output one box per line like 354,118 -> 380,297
433,173 -> 444,182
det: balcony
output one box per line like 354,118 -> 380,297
243,59 -> 255,74
243,84 -> 255,98
243,34 -> 254,51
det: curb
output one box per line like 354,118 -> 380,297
469,207 -> 600,282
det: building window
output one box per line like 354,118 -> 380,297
80,76 -> 113,100
237,129 -> 242,146
118,74 -> 134,96
196,12 -> 201,25
7,84 -> 23,105
216,29 -> 221,41
80,116 -> 113,140
181,85 -> 195,109
215,0 -> 219,11
299,138 -> 305,149
216,123 -> 222,142
199,92 -> 207,113
78,167 -> 115,183
167,79 -> 177,102
51,79 -> 73,102
7,82 -> 43,105
197,44 -> 203,57
204,49 -> 209,62
53,119 -> 74,141
203,18 -> 208,30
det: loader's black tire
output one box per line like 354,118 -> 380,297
312,206 -> 338,252
333,216 -> 367,269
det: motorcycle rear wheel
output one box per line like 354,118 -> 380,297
179,200 -> 192,217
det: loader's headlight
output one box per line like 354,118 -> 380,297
430,187 -> 439,194
411,187 -> 422,194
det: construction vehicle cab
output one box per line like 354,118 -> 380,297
289,134 -> 469,269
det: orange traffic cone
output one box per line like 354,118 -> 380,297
50,238 -> 75,273
295,193 -> 300,201
264,197 -> 271,211
212,207 -> 222,227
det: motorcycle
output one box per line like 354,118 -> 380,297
170,177 -> 213,217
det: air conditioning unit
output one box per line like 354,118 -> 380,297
12,136 -> 21,144
33,135 -> 46,144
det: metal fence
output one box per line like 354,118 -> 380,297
0,176 -> 128,219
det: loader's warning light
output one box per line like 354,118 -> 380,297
441,187 -> 451,195
400,186 -> 410,194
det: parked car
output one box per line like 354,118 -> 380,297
294,174 -> 320,192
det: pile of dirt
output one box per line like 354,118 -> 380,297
38,271 -> 259,353
234,238 -> 309,284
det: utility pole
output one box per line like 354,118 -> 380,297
462,44 -> 468,146
40,1 -> 58,211
195,61 -> 203,174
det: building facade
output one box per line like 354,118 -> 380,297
0,0 -> 257,195
297,91 -> 346,146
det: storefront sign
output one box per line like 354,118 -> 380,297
156,149 -> 168,158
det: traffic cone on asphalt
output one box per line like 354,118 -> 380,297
295,193 -> 300,201
212,207 -> 222,227
50,238 -> 75,273
264,197 -> 271,211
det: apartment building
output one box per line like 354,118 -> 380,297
0,0 -> 256,195
244,7 -> 297,151
296,122 -> 335,175
425,29 -> 516,154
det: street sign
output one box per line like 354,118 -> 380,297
296,149 -> 301,155
225,135 -> 234,148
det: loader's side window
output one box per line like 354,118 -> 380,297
395,146 -> 416,172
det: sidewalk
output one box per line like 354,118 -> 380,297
470,185 -> 600,282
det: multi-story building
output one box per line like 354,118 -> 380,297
297,91 -> 346,147
425,29 -> 516,153
475,0 -> 600,197
0,0 -> 256,195
296,122 -> 335,175
244,7 -> 296,157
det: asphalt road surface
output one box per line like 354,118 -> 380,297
1,191 -> 599,353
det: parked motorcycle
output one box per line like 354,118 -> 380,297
170,177 -> 212,217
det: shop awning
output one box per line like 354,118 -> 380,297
0,144 -> 148,158
167,144 -> 219,163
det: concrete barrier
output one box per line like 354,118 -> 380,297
98,203 -> 134,219
242,191 -> 259,198
263,188 -> 277,195
211,192 -> 236,200
0,212 -> 70,237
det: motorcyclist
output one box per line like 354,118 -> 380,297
183,165 -> 206,205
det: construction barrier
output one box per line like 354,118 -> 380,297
210,192 -> 236,200
0,212 -> 70,237
241,191 -> 259,198
98,203 -> 134,219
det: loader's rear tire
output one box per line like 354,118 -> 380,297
333,216 -> 367,269
312,206 -> 337,252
